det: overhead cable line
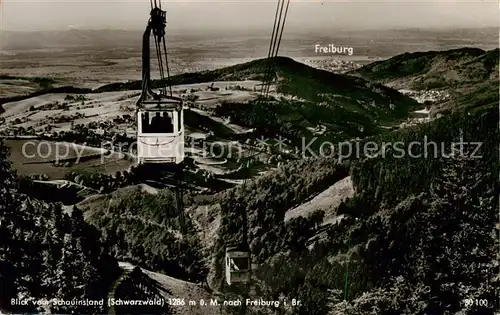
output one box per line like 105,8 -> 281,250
241,0 -> 291,246
261,0 -> 291,100
264,0 -> 290,99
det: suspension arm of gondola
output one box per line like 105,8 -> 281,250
137,5 -> 172,106
138,22 -> 158,105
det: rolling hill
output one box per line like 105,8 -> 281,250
96,57 -> 418,125
349,48 -> 499,114
1,57 -> 420,151
95,56 -> 419,143
349,48 -> 498,89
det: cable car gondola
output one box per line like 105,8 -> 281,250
133,1 -> 187,234
136,3 -> 184,165
136,100 -> 184,165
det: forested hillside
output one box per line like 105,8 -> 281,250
212,106 -> 498,314
1,47 -> 497,315
349,48 -> 499,114
0,141 -> 119,314
349,48 -> 498,89
214,97 -> 380,146
81,187 -> 209,283
0,141 -> 175,314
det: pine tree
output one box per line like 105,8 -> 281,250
0,141 -> 24,308
422,150 -> 496,313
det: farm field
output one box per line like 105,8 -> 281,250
5,139 -> 132,179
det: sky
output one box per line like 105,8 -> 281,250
1,0 -> 498,32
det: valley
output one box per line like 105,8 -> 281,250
0,40 -> 498,315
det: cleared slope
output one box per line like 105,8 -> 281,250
284,175 -> 354,224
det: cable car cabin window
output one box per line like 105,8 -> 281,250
141,111 -> 175,134
230,257 -> 249,271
